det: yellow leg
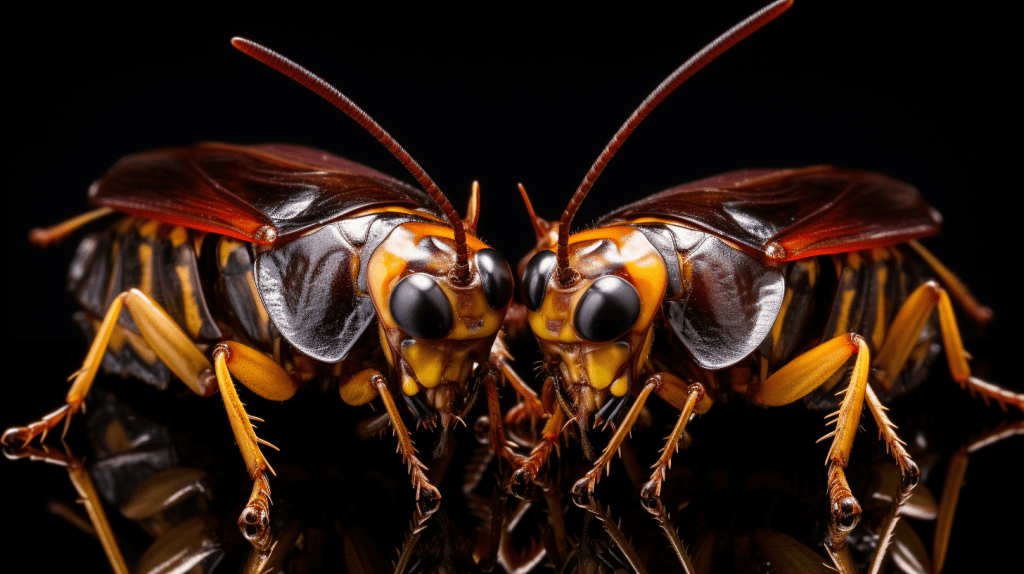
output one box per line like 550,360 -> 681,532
640,381 -> 706,499
212,347 -> 281,548
216,340 -> 299,401
874,280 -> 1023,411
753,333 -> 872,530
2,288 -> 214,447
29,206 -> 114,247
570,375 -> 661,499
367,372 -> 441,501
907,240 -> 992,324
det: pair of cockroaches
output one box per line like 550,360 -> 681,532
5,0 -> 1023,566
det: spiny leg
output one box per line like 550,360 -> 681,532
570,376 -> 661,500
753,334 -> 872,532
2,288 -> 215,447
481,361 -> 524,466
512,391 -> 565,494
874,280 -> 1023,411
640,380 -> 706,499
865,462 -> 919,574
645,497 -> 697,574
212,345 -> 291,549
863,384 -> 919,478
362,371 -> 442,501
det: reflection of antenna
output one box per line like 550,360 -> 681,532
231,37 -> 470,283
555,0 -> 793,285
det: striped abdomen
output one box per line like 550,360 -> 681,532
755,246 -> 940,408
67,217 -> 276,389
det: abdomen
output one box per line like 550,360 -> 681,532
67,216 -> 277,388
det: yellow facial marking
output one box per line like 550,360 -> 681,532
528,226 -> 667,347
402,371 -> 420,396
610,375 -> 629,397
401,340 -> 445,389
369,222 -> 503,343
585,342 -> 630,389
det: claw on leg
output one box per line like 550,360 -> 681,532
828,463 -> 861,531
2,403 -> 78,447
240,474 -> 273,550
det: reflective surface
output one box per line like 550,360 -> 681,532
4,334 -> 1022,573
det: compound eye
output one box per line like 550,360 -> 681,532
521,250 -> 557,311
389,274 -> 453,339
574,275 -> 641,342
476,249 -> 513,310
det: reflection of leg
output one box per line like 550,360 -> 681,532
875,280 -> 1023,411
865,468 -> 917,574
753,334 -> 872,530
646,497 -> 697,573
641,381 -> 706,499
3,288 -> 214,447
70,454 -> 131,574
6,445 -> 130,574
368,373 -> 441,501
933,420 -> 1024,572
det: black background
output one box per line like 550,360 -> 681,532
3,2 -> 1020,571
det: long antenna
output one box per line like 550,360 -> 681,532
231,37 -> 471,283
555,0 -> 793,285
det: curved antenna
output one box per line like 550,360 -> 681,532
231,37 -> 470,282
555,0 -> 793,285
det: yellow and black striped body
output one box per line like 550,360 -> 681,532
65,212 -> 417,391
69,218 -> 223,389
647,245 -> 941,410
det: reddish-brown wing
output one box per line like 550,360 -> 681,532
600,166 -> 941,261
89,142 -> 442,244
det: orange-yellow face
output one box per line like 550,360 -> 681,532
368,222 -> 512,421
520,226 -> 667,415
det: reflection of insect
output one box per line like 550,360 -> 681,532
3,36 -> 521,552
513,0 -> 1024,538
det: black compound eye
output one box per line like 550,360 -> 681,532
574,275 -> 641,342
389,274 -> 454,339
476,249 -> 513,310
521,250 -> 557,311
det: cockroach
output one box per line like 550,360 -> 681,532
512,0 -> 1024,541
2,36 -> 528,554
